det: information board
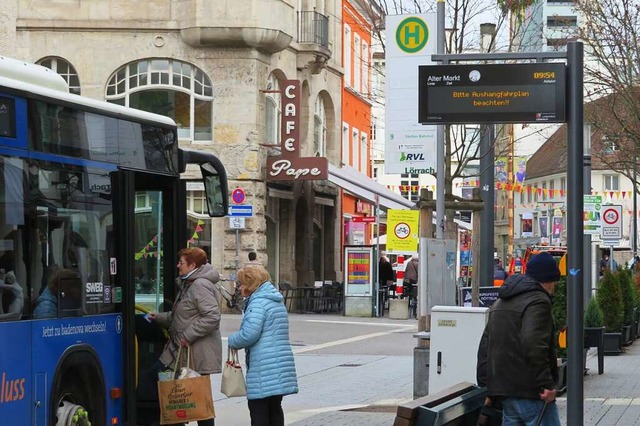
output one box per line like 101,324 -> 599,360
418,63 -> 566,124
344,246 -> 374,296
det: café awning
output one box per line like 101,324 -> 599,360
327,164 -> 414,211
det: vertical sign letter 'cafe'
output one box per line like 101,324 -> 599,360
385,14 -> 437,175
267,79 -> 328,181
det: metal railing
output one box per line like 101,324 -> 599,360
297,11 -> 329,48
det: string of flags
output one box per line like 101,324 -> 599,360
134,219 -> 206,260
386,181 -> 635,201
187,219 -> 206,247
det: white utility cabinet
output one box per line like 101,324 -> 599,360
428,306 -> 489,394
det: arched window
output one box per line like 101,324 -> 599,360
265,74 -> 281,145
105,59 -> 213,142
37,57 -> 81,95
314,96 -> 326,156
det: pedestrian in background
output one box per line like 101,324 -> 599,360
148,247 -> 222,426
247,251 -> 262,265
228,265 -> 298,426
379,252 -> 395,288
402,255 -> 419,299
477,252 -> 561,426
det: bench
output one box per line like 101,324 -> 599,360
394,382 -> 487,426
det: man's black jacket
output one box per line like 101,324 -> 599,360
477,274 -> 558,399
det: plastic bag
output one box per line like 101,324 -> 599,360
178,367 -> 201,379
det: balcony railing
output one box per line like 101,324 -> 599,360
298,11 -> 329,49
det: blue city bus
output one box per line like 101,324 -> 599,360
0,57 -> 228,426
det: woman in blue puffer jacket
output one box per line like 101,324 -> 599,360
228,265 -> 298,426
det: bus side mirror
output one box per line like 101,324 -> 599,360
200,162 -> 228,217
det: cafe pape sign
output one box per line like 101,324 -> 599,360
266,80 -> 328,181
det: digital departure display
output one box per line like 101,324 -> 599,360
418,63 -> 566,124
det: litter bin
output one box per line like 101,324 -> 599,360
389,298 -> 409,319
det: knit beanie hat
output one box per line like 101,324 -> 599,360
526,252 -> 561,283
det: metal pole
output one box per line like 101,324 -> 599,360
566,41 -> 584,426
435,0 -> 445,239
479,124 -> 495,287
375,199 -> 381,317
584,124 -> 592,305
634,154 -> 637,257
235,228 -> 239,278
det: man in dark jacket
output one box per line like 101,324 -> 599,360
477,252 -> 561,426
379,253 -> 395,288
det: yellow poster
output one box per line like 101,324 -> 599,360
387,209 -> 419,252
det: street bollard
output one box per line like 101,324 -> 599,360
413,332 -> 430,399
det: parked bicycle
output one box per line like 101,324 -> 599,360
403,283 -> 418,319
217,279 -> 244,314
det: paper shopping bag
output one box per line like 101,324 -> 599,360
158,346 -> 215,424
221,347 -> 246,397
158,375 -> 215,424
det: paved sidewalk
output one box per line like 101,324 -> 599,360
556,340 -> 640,425
190,315 -> 640,425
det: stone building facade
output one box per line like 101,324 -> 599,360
1,0 -> 344,286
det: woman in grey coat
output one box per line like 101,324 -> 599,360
148,247 -> 221,426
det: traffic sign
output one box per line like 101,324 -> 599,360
395,16 -> 429,53
394,222 -> 411,239
601,205 -> 622,240
232,188 -> 246,204
352,216 -> 376,223
228,205 -> 253,217
229,217 -> 246,229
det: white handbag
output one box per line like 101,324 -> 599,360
221,347 -> 247,397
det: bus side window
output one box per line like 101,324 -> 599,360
59,273 -> 82,317
0,269 -> 24,321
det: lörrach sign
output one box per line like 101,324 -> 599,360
266,80 -> 328,181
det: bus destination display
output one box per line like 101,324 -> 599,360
418,63 -> 566,124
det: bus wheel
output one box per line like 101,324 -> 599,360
56,391 -> 91,426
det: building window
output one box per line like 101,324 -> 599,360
105,59 -> 213,142
342,122 -> 350,165
362,41 -> 369,96
560,177 -> 566,192
352,128 -> 359,169
542,182 -> 547,200
604,175 -> 619,191
344,25 -> 352,87
37,57 -> 81,95
603,135 -> 619,154
547,16 -> 578,27
354,34 -> 361,92
360,132 -> 368,174
371,59 -> 385,96
370,120 -> 377,141
188,190 -> 207,214
265,74 -> 281,145
400,173 -> 419,202
520,190 -> 525,204
549,180 -> 555,198
313,96 -> 327,156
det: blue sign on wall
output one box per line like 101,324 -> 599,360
228,205 -> 253,217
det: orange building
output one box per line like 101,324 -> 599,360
341,0 -> 380,248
